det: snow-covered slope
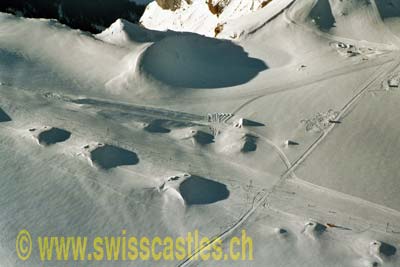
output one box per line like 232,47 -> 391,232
141,0 -> 294,38
1,0 -> 400,266
141,0 -> 400,45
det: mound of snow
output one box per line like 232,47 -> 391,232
190,130 -> 214,145
216,127 -> 259,154
29,126 -> 71,146
138,34 -> 267,88
159,173 -> 229,205
37,127 -> 71,146
96,18 -> 167,47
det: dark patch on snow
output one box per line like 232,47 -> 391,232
278,228 -> 288,234
309,0 -> 336,31
0,108 -> 11,122
179,175 -> 229,205
193,130 -> 214,145
376,0 -> 400,19
90,144 -> 139,170
378,241 -> 397,257
168,176 -> 180,181
38,127 -> 71,146
241,134 -> 258,153
144,119 -> 171,133
241,119 -> 265,127
286,140 -> 299,146
308,221 -> 327,235
140,34 -> 268,89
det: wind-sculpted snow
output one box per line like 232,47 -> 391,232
2,0 -> 400,266
0,49 -> 62,91
139,34 -> 268,88
96,19 -> 168,46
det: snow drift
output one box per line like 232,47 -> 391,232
1,0 -> 400,266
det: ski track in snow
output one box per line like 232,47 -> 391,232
2,0 -> 400,266
177,25 -> 400,267
177,59 -> 400,266
283,59 -> 400,179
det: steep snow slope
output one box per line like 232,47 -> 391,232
1,0 -> 400,266
141,0 -> 400,46
140,0 -> 294,38
97,18 -> 167,46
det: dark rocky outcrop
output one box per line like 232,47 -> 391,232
0,0 -> 146,33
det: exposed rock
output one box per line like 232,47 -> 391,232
207,0 -> 231,16
156,0 -> 191,11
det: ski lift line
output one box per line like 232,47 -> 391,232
227,57 -> 395,120
1,103 -> 270,187
178,189 -> 269,267
291,177 -> 400,220
282,59 -> 400,179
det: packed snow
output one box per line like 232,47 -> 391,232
1,0 -> 400,266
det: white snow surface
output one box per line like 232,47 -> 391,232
1,0 -> 400,266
